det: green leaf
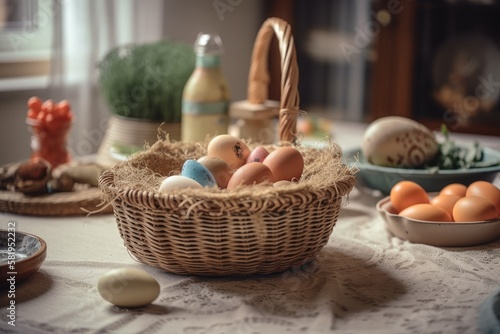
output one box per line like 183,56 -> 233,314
424,124 -> 497,170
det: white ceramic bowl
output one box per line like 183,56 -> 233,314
376,196 -> 500,247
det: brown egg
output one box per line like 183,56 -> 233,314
227,162 -> 273,189
207,135 -> 250,170
453,196 -> 498,222
439,183 -> 467,198
197,156 -> 232,189
390,181 -> 429,213
263,147 -> 304,182
465,181 -> 500,215
430,194 -> 461,221
399,204 -> 452,222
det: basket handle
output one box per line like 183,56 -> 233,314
248,17 -> 300,144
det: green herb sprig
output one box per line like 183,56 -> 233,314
425,124 -> 499,170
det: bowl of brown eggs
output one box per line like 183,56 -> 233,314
377,180 -> 500,247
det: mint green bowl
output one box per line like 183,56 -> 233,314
343,147 -> 500,194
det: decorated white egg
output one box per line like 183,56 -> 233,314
361,116 -> 438,168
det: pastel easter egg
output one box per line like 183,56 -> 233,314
246,146 -> 270,163
181,160 -> 217,187
159,175 -> 203,192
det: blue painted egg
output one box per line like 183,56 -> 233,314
181,160 -> 217,187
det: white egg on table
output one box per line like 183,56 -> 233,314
361,116 -> 438,168
97,268 -> 160,308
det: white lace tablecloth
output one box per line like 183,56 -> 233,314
1,121 -> 499,334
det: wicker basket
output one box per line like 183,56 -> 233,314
99,18 -> 356,276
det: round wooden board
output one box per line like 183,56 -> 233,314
0,188 -> 113,216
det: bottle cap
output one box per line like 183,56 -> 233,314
194,33 -> 224,56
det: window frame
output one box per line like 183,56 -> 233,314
0,0 -> 53,89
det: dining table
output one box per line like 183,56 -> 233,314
1,119 -> 499,334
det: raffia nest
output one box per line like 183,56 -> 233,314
102,137 -> 355,199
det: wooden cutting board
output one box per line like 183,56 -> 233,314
0,187 -> 113,216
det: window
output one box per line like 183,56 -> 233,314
0,0 -> 53,89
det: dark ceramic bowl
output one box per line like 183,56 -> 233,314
0,230 -> 47,285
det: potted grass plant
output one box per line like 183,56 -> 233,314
96,40 -> 195,166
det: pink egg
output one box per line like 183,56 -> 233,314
246,146 -> 270,163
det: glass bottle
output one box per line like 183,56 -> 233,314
181,33 -> 230,142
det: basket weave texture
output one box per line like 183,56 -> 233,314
98,18 -> 356,276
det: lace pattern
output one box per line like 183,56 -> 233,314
0,189 -> 498,333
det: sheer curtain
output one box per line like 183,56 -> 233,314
49,0 -> 164,158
